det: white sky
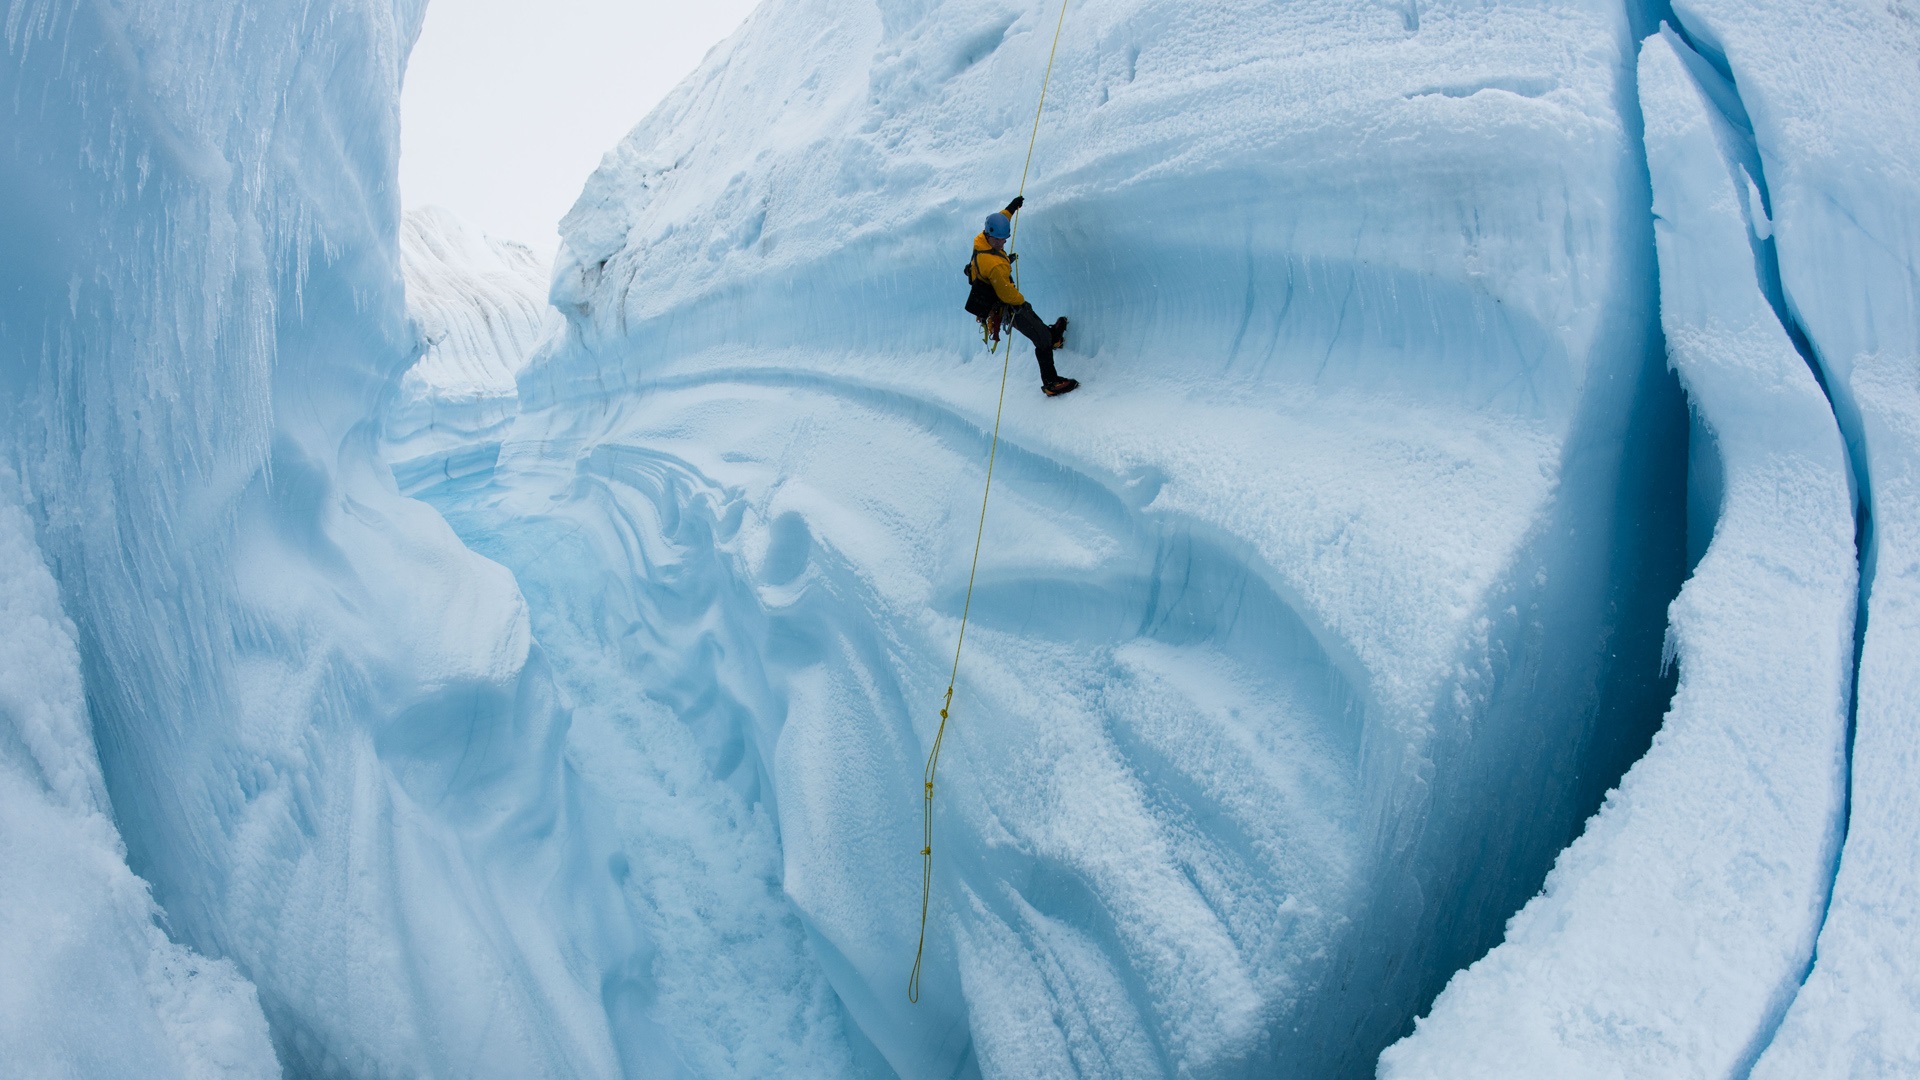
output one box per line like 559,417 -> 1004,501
400,0 -> 759,253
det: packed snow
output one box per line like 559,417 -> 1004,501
2,0 -> 1914,1078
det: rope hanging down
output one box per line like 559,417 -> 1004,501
909,0 -> 1072,1006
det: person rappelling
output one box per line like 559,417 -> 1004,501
915,1 -> 1076,1008
965,196 -> 1078,397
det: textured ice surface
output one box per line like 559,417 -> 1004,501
454,0 -> 1692,1075
387,206 -> 561,491
0,469 -> 280,1080
1659,2 -> 1920,1075
1380,28 -> 1858,1077
1,2 -> 664,1077
392,206 -> 558,419
4,0 -> 1914,1076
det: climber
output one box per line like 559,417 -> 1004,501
965,195 -> 1078,397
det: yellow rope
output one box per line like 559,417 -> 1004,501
910,0 -> 1072,1006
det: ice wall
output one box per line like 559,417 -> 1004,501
1660,2 -> 1920,1074
412,0 -> 1693,1075
6,0 -> 1907,1075
386,206 -> 561,493
1381,27 -> 1859,1077
0,2 -> 671,1076
1385,1 -> 1920,1070
0,468 -> 279,1079
388,207 -> 558,447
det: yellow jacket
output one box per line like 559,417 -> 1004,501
966,233 -> 1025,307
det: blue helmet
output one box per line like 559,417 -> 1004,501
984,212 -> 1012,240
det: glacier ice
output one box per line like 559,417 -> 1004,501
0,468 -> 280,1080
2,2 -> 669,1077
478,0 -> 1693,1075
1380,27 -> 1859,1077
386,206 -> 562,493
1388,2 -> 1920,1072
3,0 -> 1915,1078
389,205 -> 560,440
1661,1 -> 1920,1075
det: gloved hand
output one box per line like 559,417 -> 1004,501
1005,195 -> 1025,214
1007,251 -> 1019,263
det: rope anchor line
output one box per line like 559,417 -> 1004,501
909,0 -> 1072,1007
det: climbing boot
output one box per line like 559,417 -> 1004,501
1050,317 -> 1069,350
1043,377 -> 1080,397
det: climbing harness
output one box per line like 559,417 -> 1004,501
910,0 -> 1072,1006
965,248 -> 1011,351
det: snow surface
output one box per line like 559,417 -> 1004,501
3,0 -> 1915,1077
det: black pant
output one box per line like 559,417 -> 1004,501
1008,303 -> 1059,385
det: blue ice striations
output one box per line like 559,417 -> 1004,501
2,0 -> 1915,1078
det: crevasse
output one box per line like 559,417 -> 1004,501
1383,25 -> 1860,1077
409,0 -> 1690,1075
3,1 -> 1914,1079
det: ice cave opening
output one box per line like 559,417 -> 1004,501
4,1 -> 1912,1079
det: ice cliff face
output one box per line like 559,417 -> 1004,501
2,2 -> 669,1077
1384,25 -> 1862,1078
0,468 -> 279,1079
390,206 -> 558,435
3,0 -> 1915,1078
1393,4 -> 1920,1074
511,0 -> 1688,1076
